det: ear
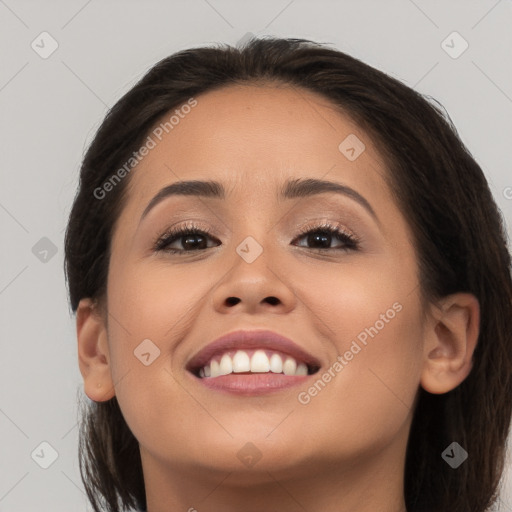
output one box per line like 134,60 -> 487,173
421,292 -> 480,394
76,298 -> 115,401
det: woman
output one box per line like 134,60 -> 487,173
64,36 -> 512,512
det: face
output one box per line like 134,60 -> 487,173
80,84 -> 432,486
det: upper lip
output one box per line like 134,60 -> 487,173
186,329 -> 322,374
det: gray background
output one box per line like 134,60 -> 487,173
1,1 -> 511,510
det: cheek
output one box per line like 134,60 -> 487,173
287,255 -> 423,445
103,262 -> 194,445
289,247 -> 417,340
292,295 -> 424,459
332,266 -> 424,406
108,259 -> 202,339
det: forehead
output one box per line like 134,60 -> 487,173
123,84 -> 391,215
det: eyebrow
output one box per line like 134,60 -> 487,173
139,177 -> 379,223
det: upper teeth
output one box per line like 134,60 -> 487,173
198,349 -> 309,378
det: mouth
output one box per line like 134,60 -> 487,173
185,329 -> 321,395
190,348 -> 320,378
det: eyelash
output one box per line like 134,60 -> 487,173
152,221 -> 361,255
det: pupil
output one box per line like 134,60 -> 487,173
308,232 -> 331,248
183,234 -> 206,250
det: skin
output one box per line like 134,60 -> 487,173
76,84 -> 480,512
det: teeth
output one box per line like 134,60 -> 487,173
219,354 -> 233,376
232,350 -> 251,373
295,363 -> 308,376
210,359 -> 221,378
198,350 -> 311,378
282,357 -> 297,376
251,350 -> 270,372
269,353 -> 283,373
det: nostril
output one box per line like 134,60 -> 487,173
226,297 -> 240,306
265,296 -> 280,305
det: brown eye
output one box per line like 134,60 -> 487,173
154,224 -> 219,254
292,224 -> 360,251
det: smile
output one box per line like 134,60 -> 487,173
185,329 -> 322,395
196,348 -> 314,378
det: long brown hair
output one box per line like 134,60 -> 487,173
64,36 -> 512,512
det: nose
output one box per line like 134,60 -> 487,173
211,245 -> 297,315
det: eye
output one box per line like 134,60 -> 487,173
291,222 -> 360,251
153,222 -> 219,254
153,221 -> 360,255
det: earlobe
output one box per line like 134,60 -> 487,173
76,298 -> 116,402
420,293 -> 480,395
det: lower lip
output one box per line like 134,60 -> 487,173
191,372 -> 314,395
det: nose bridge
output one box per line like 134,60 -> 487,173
210,226 -> 296,313
235,186 -> 287,243
228,199 -> 277,260
231,229 -> 277,284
